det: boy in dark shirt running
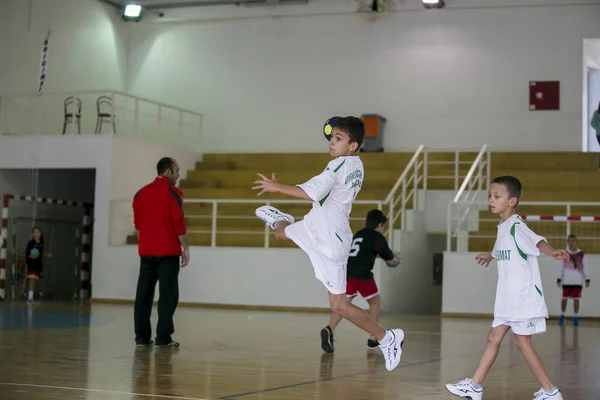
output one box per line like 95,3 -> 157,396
320,209 -> 400,353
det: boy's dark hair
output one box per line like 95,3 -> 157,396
492,175 -> 522,204
156,157 -> 174,175
568,234 -> 577,240
366,209 -> 388,229
334,116 -> 365,150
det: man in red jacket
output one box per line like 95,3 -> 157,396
133,157 -> 189,349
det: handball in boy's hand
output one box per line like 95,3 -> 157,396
30,248 -> 40,257
323,116 -> 341,141
388,253 -> 401,268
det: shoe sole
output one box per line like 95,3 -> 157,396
256,206 -> 295,229
445,386 -> 479,399
320,329 -> 334,353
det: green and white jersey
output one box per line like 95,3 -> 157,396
491,214 -> 548,321
296,156 -> 364,261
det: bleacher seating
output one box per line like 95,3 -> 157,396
468,152 -> 600,252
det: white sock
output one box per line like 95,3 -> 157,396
378,330 -> 393,346
545,387 -> 559,394
471,380 -> 483,390
28,291 -> 34,301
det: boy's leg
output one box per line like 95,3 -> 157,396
366,295 -> 381,343
329,297 -> 350,331
329,292 -> 386,340
559,297 -> 567,325
514,334 -> 555,391
320,297 -> 350,354
329,292 -> 404,371
472,324 -> 511,384
445,323 -> 509,400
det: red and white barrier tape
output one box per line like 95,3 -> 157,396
521,216 -> 600,222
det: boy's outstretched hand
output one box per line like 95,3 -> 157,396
253,173 -> 280,196
475,252 -> 493,267
551,250 -> 570,262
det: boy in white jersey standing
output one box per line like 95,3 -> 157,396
252,116 -> 404,372
446,176 -> 569,400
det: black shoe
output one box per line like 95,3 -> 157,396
367,339 -> 379,349
320,326 -> 334,353
136,340 -> 154,348
155,341 -> 180,349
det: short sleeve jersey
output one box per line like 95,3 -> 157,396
347,228 -> 395,280
297,156 -> 364,255
491,214 -> 548,321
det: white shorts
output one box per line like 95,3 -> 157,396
285,219 -> 347,295
492,317 -> 546,336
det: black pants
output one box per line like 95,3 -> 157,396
134,255 -> 180,345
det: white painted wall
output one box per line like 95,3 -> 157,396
583,39 -> 600,152
1,0 -> 128,95
0,0 -> 129,137
109,137 -> 202,245
0,0 -> 12,94
443,252 -> 600,318
379,212 -> 444,314
127,1 -> 600,153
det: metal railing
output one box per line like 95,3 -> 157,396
110,198 -> 384,248
0,90 -> 203,152
446,200 -> 600,253
108,145 -> 487,248
446,145 -> 491,250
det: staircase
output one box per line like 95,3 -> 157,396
466,152 -> 600,252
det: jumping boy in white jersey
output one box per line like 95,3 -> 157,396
252,116 -> 404,372
445,176 -> 569,400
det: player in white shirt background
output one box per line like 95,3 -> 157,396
252,116 -> 404,372
445,176 -> 569,400
557,234 -> 591,326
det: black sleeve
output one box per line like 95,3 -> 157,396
375,234 -> 395,261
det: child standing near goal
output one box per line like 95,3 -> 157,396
252,116 -> 404,372
557,234 -> 590,326
445,176 -> 569,400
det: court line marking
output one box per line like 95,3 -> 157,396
0,382 -> 209,400
217,350 -> 482,399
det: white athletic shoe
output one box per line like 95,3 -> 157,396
532,388 -> 563,400
255,206 -> 295,230
378,328 -> 404,371
445,378 -> 484,400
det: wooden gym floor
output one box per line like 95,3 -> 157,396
0,302 -> 598,400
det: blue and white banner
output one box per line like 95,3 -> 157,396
37,30 -> 51,93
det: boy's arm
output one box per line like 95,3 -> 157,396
583,254 -> 591,284
537,240 -> 569,261
253,166 -> 336,202
274,184 -> 313,201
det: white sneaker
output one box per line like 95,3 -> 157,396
445,378 -> 484,400
533,388 -> 563,400
378,328 -> 404,371
255,206 -> 295,230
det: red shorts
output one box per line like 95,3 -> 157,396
346,277 -> 379,300
27,270 -> 41,279
563,286 -> 582,299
